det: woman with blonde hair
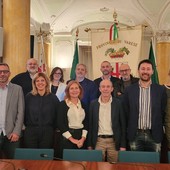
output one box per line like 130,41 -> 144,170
24,72 -> 59,148
58,80 -> 88,157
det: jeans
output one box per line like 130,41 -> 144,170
129,130 -> 161,152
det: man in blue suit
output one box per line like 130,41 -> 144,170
123,59 -> 167,152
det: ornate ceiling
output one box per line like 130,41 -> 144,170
31,0 -> 170,39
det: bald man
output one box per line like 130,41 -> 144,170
11,58 -> 38,97
94,61 -> 119,97
88,79 -> 126,162
115,63 -> 139,97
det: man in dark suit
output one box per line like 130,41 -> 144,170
123,59 -> 167,152
88,79 -> 126,162
94,61 -> 119,97
11,58 -> 38,97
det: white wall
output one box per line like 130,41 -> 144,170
51,32 -> 151,82
50,36 -> 75,82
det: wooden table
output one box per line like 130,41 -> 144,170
0,159 -> 170,170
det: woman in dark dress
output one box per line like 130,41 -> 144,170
24,72 -> 59,148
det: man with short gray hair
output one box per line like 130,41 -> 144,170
88,79 -> 126,162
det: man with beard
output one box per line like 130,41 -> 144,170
11,58 -> 38,97
94,61 -> 119,97
68,63 -> 97,114
0,63 -> 24,158
123,59 -> 167,152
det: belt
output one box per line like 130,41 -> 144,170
69,128 -> 82,133
98,135 -> 113,138
137,129 -> 151,133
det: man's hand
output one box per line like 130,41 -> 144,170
8,133 -> 19,142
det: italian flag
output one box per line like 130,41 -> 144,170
109,23 -> 118,41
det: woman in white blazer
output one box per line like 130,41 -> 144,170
50,67 -> 66,101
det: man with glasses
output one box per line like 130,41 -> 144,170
115,63 -> 139,98
0,63 -> 24,158
11,58 -> 38,97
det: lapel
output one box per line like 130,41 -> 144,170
111,100 -> 116,121
133,83 -> 140,110
6,82 -> 13,113
150,84 -> 154,110
95,101 -> 100,122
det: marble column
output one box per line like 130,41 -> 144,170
3,0 -> 30,78
156,34 -> 170,84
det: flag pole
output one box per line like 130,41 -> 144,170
70,28 -> 79,79
38,35 -> 46,73
109,10 -> 119,41
149,38 -> 159,84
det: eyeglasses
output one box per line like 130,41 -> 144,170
0,70 -> 10,74
54,72 -> 62,75
119,69 -> 130,73
27,63 -> 37,66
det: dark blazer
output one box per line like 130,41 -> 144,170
114,74 -> 139,97
123,82 -> 167,143
87,97 -> 126,150
11,71 -> 32,97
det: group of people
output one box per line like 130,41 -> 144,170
0,58 -> 170,163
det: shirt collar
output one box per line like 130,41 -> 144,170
0,82 -> 9,89
101,75 -> 111,80
139,80 -> 152,88
98,96 -> 112,105
66,98 -> 82,108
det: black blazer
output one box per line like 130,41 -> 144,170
87,97 -> 126,150
123,82 -> 167,143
